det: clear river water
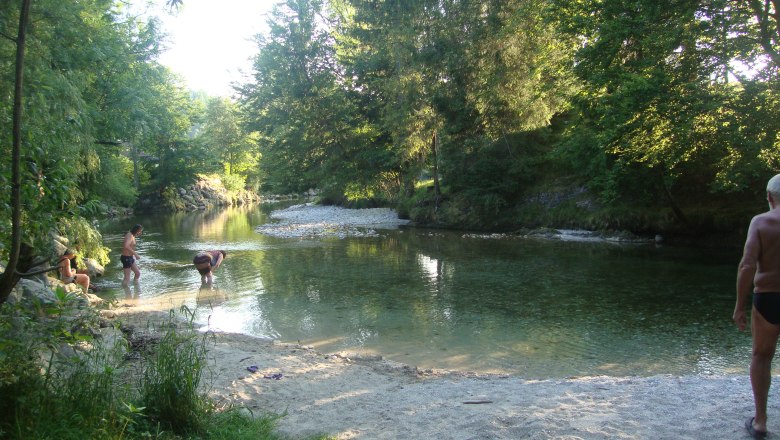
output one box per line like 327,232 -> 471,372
97,204 -> 750,379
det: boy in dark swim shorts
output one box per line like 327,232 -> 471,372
120,255 -> 135,270
121,224 -> 143,286
734,174 -> 780,438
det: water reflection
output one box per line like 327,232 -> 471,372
196,282 -> 228,307
98,205 -> 750,378
122,281 -> 141,299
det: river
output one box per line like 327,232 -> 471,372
97,203 -> 750,378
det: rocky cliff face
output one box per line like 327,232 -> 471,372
174,179 -> 259,211
137,176 -> 261,212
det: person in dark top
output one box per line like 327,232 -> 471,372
58,248 -> 91,293
193,250 -> 226,284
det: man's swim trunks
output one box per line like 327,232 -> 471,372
120,255 -> 135,269
753,292 -> 780,325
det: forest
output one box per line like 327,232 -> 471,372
2,0 -> 780,275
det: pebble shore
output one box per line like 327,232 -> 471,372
256,203 -> 410,238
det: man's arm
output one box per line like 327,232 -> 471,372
212,253 -> 223,270
735,262 -> 757,331
734,218 -> 760,331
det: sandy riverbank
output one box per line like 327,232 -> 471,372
109,305 -> 761,440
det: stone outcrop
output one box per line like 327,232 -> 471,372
0,263 -> 101,308
138,177 -> 262,212
176,179 -> 260,211
51,233 -> 105,278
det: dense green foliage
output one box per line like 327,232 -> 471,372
0,298 -> 295,439
4,0 -> 780,274
200,97 -> 260,190
236,0 -> 780,234
1,0 -> 179,259
551,0 -> 780,229
0,1 -> 260,287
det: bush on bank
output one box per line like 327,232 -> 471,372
0,292 -> 330,440
398,179 -> 757,247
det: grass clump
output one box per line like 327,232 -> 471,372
136,307 -> 213,436
0,291 -> 307,439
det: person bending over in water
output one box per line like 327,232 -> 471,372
121,224 -> 143,286
58,248 -> 91,293
193,250 -> 226,284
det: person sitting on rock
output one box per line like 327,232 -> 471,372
193,250 -> 226,284
58,248 -> 91,293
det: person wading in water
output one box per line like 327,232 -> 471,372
121,224 -> 143,286
193,250 -> 226,284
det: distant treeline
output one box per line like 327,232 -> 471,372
237,0 -> 780,238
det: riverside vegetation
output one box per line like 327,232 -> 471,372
2,1 -> 779,290
0,289 -> 331,440
1,1 -> 779,436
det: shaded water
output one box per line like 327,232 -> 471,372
98,205 -> 749,378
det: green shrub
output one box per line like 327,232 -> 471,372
89,155 -> 138,207
161,186 -> 186,211
0,297 -> 312,440
57,217 -> 111,266
0,289 -> 129,439
221,173 -> 247,193
136,307 -> 213,436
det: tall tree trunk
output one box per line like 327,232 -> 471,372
749,0 -> 780,68
0,0 -> 32,304
431,131 -> 441,207
131,141 -> 140,190
659,169 -> 688,227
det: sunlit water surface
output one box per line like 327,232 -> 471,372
97,205 -> 749,378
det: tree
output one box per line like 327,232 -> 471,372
201,97 -> 258,178
747,0 -> 780,69
0,0 -> 193,303
339,0 -> 577,208
551,0 -> 780,227
0,0 -> 32,303
240,0 -> 376,198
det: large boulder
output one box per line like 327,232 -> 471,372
84,258 -> 105,278
11,278 -> 58,306
51,233 -> 69,258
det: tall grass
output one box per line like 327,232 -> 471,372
0,288 -> 130,439
0,292 -> 296,440
136,307 -> 213,436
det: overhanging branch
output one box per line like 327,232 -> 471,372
15,265 -> 59,278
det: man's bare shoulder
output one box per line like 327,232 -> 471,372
752,209 -> 780,229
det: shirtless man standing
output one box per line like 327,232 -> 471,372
734,174 -> 780,439
121,224 -> 143,286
